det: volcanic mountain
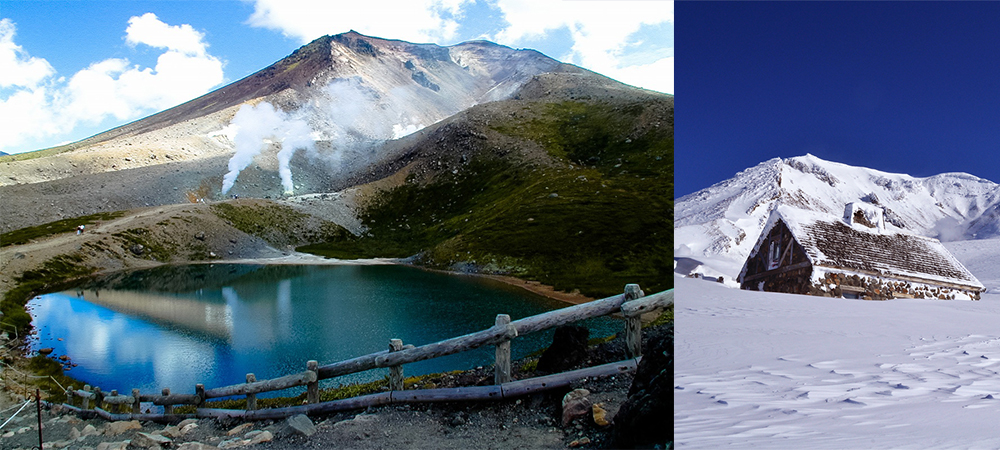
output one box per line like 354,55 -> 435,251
0,31 -> 576,188
0,31 -> 597,230
0,31 -> 672,299
675,154 -> 1000,275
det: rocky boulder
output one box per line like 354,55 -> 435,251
537,325 -> 589,373
610,323 -> 672,448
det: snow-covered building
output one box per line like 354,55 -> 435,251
738,204 -> 985,300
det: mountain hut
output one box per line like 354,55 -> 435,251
738,203 -> 985,300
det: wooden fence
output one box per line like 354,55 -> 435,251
60,284 -> 672,422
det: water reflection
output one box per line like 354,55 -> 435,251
31,265 -> 620,397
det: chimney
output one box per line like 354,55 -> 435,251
844,202 -> 885,232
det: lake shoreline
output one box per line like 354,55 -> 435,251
199,252 -> 596,306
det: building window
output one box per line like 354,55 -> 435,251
768,240 -> 781,270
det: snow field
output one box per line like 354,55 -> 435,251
675,273 -> 1000,449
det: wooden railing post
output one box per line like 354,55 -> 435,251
246,374 -> 257,411
132,388 -> 141,414
161,388 -> 173,414
494,314 -> 512,385
623,284 -> 646,358
195,384 -> 205,407
81,385 -> 92,410
389,339 -> 404,391
94,386 -> 103,410
306,361 -> 319,404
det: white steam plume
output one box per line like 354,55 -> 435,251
221,102 -> 316,195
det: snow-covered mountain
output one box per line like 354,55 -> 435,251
676,154 -> 1000,271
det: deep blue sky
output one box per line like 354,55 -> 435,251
676,2 -> 1000,198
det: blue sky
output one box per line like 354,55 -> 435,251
676,2 -> 1000,198
0,0 -> 673,155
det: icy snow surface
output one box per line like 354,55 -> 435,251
675,238 -> 1000,449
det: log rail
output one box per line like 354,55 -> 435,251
61,285 -> 672,422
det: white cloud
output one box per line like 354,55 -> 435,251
246,0 -> 470,44
0,18 -> 55,89
0,14 -> 224,154
125,12 -> 209,56
493,0 -> 673,94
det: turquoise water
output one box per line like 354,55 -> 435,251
29,264 -> 620,398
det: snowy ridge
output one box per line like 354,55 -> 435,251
676,154 -> 1000,274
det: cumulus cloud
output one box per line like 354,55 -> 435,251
0,14 -> 224,154
246,0 -> 469,44
493,0 -> 673,94
0,18 -> 55,89
125,12 -> 210,55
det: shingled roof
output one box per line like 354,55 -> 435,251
752,205 -> 983,290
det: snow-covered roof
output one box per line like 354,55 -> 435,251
745,205 -> 984,290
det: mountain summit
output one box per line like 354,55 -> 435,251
0,31 -> 583,188
676,154 -> 1000,266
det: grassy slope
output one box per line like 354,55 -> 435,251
1,253 -> 95,332
299,98 -> 672,298
0,211 -> 125,247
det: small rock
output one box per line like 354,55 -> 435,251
568,437 -> 592,447
44,439 -> 74,449
179,422 -> 198,436
2,431 -> 14,438
97,442 -> 130,450
82,424 -> 100,437
39,347 -> 54,355
177,419 -> 198,428
562,389 -> 593,426
226,423 -> 253,437
176,443 -> 217,450
218,438 -> 250,449
160,425 -> 182,438
130,244 -> 145,256
592,403 -> 610,427
280,414 -> 316,437
129,431 -> 172,449
105,420 -> 142,436
249,430 -> 273,444
69,426 -> 82,440
195,232 -> 206,241
245,430 -> 262,439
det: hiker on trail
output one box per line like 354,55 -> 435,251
77,225 -> 85,235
